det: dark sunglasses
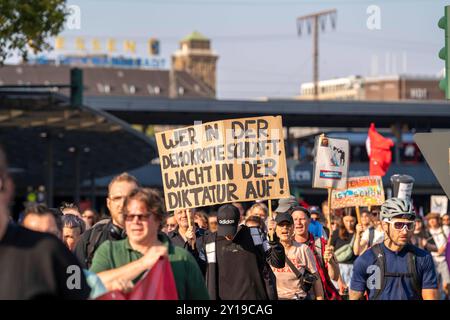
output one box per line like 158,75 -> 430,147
125,213 -> 152,222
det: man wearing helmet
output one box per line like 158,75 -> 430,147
350,197 -> 439,300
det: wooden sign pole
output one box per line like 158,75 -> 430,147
187,209 -> 195,250
355,206 -> 362,225
327,187 -> 333,246
268,200 -> 274,242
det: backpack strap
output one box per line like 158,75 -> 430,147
406,244 -> 422,299
285,256 -> 302,279
85,223 -> 108,268
370,243 -> 386,300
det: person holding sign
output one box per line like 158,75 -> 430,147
353,209 -> 385,256
271,212 -> 324,300
167,208 -> 206,274
291,206 -> 341,300
331,211 -> 357,290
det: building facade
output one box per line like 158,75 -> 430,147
298,75 -> 445,101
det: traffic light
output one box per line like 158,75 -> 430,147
148,38 -> 160,56
438,6 -> 450,99
70,68 -> 83,107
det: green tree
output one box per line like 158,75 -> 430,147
0,0 -> 69,64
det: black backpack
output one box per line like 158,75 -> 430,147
369,243 -> 421,300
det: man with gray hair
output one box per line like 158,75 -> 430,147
0,145 -> 90,299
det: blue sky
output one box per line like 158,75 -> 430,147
50,0 -> 450,99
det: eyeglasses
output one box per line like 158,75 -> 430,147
386,220 -> 415,231
124,213 -> 152,222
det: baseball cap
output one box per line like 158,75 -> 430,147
275,195 -> 299,213
217,204 -> 240,237
309,206 -> 321,215
275,212 -> 293,225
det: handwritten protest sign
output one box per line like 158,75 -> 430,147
430,195 -> 448,216
312,135 -> 349,190
155,116 -> 290,211
331,176 -> 385,209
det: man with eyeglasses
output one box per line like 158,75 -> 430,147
90,188 -> 208,299
75,172 -> 139,269
350,197 -> 439,300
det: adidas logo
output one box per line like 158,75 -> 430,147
219,219 -> 235,225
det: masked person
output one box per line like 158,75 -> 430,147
200,204 -> 285,300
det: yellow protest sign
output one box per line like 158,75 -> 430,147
155,116 -> 290,211
331,176 -> 385,209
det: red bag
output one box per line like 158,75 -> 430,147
97,256 -> 179,300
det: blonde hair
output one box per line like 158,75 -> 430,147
108,172 -> 139,195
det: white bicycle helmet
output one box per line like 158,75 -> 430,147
380,197 -> 416,221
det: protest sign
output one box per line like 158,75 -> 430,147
312,135 -> 349,190
331,176 -> 385,209
155,116 -> 290,211
430,195 -> 448,216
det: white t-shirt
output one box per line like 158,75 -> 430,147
429,227 -> 448,263
361,227 -> 384,246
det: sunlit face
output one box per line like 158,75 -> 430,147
107,181 -> 138,227
361,212 -> 371,227
291,210 -> 309,237
195,214 -> 208,229
174,209 -> 194,229
343,215 -> 356,232
165,216 -> 178,233
442,215 -> 450,226
125,199 -> 159,245
276,221 -> 294,243
383,218 -> 415,246
249,207 -> 267,220
208,216 -> 218,233
63,227 -> 81,251
428,217 -> 439,229
23,213 -> 60,238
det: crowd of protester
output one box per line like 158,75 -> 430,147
0,145 -> 449,300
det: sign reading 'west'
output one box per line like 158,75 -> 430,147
155,116 -> 290,211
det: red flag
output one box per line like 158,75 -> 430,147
366,123 -> 394,176
96,256 -> 179,300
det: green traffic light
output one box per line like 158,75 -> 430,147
439,47 -> 447,60
438,6 -> 450,99
439,79 -> 447,91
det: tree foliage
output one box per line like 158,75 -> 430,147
0,0 -> 69,64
